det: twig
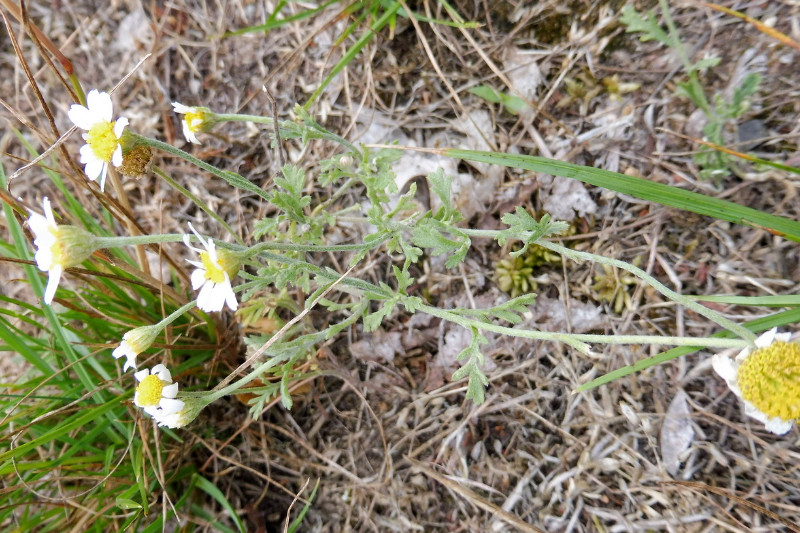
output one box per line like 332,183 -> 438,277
263,85 -> 287,167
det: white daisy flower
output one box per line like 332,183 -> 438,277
184,224 -> 241,313
68,89 -> 129,190
150,396 -> 202,429
112,325 -> 159,372
27,197 -> 96,304
713,328 -> 799,435
134,364 -> 185,419
172,102 -> 211,145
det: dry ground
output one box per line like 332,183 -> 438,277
2,0 -> 800,531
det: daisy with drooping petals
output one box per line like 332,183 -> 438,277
134,364 -> 185,420
68,89 -> 129,190
172,102 -> 211,144
184,224 -> 241,313
112,325 -> 160,372
713,328 -> 799,435
28,197 -> 97,304
150,394 -> 210,429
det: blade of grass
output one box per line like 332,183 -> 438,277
386,0 -> 480,28
191,473 -> 246,533
304,2 -> 401,108
392,146 -> 800,242
223,0 -> 342,37
0,395 -> 121,462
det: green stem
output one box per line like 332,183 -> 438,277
418,304 -> 750,349
94,232 -> 390,256
214,113 -> 276,125
94,234 -> 185,248
156,300 -> 197,328
208,301 -> 363,401
152,166 -> 243,245
130,133 -> 271,201
215,112 -> 362,156
658,0 -> 710,113
240,236 -> 390,258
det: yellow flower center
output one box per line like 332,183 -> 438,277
86,121 -> 119,162
136,375 -> 165,407
738,341 -> 800,421
185,112 -> 204,133
200,251 -> 228,284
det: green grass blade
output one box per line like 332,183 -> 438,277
192,473 -> 246,533
0,396 -> 121,463
287,479 -> 320,533
386,0 -> 480,28
304,2 -> 401,109
223,0 -> 342,37
440,148 -> 800,243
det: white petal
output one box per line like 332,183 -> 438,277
172,102 -> 192,114
225,288 -> 238,311
711,354 -> 736,381
159,397 -> 185,415
34,245 -> 54,271
134,368 -> 150,382
113,341 -> 138,371
111,145 -> 123,167
733,346 -> 753,364
122,354 -> 137,372
112,340 -> 133,359
82,155 -> 105,183
191,269 -> 207,290
113,117 -> 128,137
187,223 -> 210,251
155,412 -> 183,428
208,284 -> 227,310
743,401 -> 793,435
186,129 -> 200,145
67,104 -> 96,130
42,197 -> 56,226
28,212 -> 50,239
161,383 -> 179,399
711,354 -> 741,394
79,143 -> 98,165
152,364 -> 171,382
754,328 -> 777,348
143,405 -> 161,416
219,275 -> 238,311
764,418 -> 793,435
98,164 -> 109,191
206,240 -> 219,265
44,264 -> 62,304
181,121 -> 195,144
197,280 -> 219,312
87,90 -> 113,122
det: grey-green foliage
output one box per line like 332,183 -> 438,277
451,328 -> 490,404
621,3 -> 761,181
238,112 -> 573,408
498,209 -> 568,256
